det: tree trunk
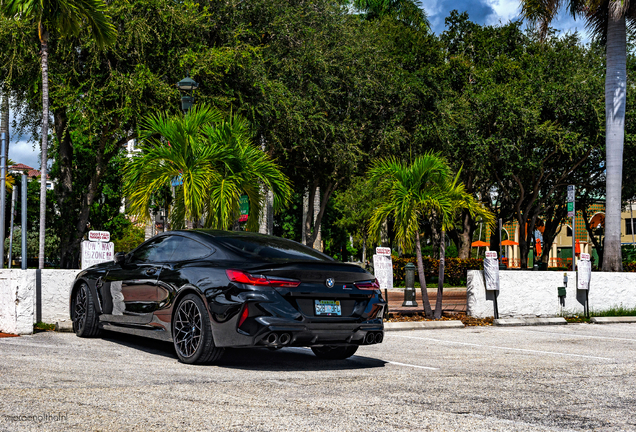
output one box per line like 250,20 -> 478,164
457,210 -> 475,259
434,229 -> 445,319
303,183 -> 335,250
415,230 -> 433,318
603,14 -> 626,272
38,34 -> 50,269
430,222 -> 440,259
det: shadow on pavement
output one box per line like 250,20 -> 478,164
216,347 -> 387,372
101,331 -> 178,359
100,331 -> 387,371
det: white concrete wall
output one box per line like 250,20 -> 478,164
0,269 -> 80,335
0,270 -> 36,335
40,270 -> 81,326
468,270 -> 636,318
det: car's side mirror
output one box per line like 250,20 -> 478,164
114,252 -> 127,265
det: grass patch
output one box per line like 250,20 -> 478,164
592,305 -> 636,317
561,304 -> 636,323
33,322 -> 56,332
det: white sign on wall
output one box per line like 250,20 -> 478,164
483,251 -> 500,291
372,254 -> 393,290
577,253 -> 591,290
81,241 -> 115,269
88,230 -> 110,242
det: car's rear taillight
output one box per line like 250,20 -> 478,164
354,279 -> 380,290
238,303 -> 250,328
226,269 -> 301,288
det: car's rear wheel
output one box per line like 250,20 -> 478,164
173,294 -> 224,364
311,345 -> 358,360
72,283 -> 102,337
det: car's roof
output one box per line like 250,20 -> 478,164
144,229 -> 334,262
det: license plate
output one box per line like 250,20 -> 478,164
315,300 -> 341,316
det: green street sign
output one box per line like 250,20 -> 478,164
567,202 -> 574,212
239,195 -> 249,222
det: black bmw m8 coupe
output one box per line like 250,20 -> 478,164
70,230 -> 386,364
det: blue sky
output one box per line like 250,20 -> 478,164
423,0 -> 590,39
7,1 -> 592,170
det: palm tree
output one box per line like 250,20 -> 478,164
432,170 -> 494,319
1,0 -> 116,268
520,0 -> 634,271
124,104 -> 292,231
367,153 -> 492,318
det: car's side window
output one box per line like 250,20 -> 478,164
129,236 -> 179,264
172,237 -> 213,261
149,236 -> 182,262
129,239 -> 160,264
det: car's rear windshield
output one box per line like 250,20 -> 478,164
214,235 -> 334,262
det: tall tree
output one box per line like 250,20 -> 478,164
520,0 -> 635,270
436,13 -> 603,266
350,0 -> 429,30
0,0 -> 116,268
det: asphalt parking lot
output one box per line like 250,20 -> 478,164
1,324 -> 635,432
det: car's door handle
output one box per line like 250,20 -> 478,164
145,267 -> 158,276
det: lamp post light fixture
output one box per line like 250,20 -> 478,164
176,75 -> 199,113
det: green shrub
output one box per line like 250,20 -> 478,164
391,257 -> 483,286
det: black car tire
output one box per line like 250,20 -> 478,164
311,345 -> 358,360
72,283 -> 102,337
172,294 -> 224,364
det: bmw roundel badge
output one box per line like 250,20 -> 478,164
325,278 -> 335,288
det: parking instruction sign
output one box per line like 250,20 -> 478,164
373,247 -> 393,290
82,230 -> 114,269
483,251 -> 500,291
577,253 -> 591,290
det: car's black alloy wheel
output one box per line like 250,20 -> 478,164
311,345 -> 358,360
172,294 -> 224,364
72,283 -> 101,337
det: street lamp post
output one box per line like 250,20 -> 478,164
176,75 -> 199,113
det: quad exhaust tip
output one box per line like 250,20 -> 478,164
363,332 -> 384,345
265,332 -> 291,346
279,333 -> 291,345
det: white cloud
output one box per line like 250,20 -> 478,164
8,140 -> 40,170
487,0 -> 521,23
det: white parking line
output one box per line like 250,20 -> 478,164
285,347 -> 439,370
505,328 -> 636,343
391,334 -> 614,361
386,361 -> 438,370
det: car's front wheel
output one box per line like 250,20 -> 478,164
72,283 -> 102,337
311,345 -> 358,360
172,294 -> 224,364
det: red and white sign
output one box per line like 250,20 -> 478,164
88,230 -> 110,242
485,251 -> 498,259
580,253 -> 590,261
81,241 -> 115,269
375,247 -> 391,256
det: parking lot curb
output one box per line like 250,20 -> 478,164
494,317 -> 567,326
590,316 -> 636,324
55,321 -> 74,332
384,320 -> 465,331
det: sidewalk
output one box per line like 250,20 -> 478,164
385,287 -> 466,315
